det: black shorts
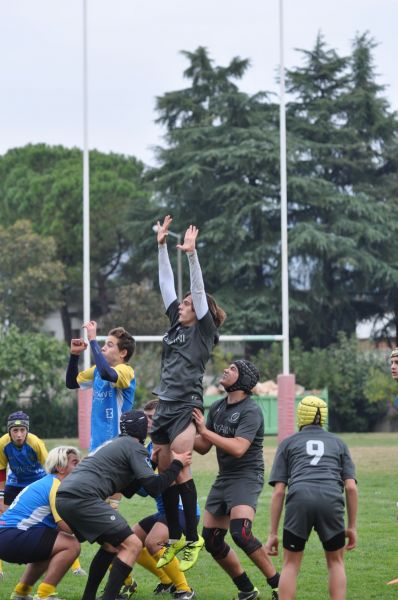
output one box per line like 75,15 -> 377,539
138,510 -> 199,535
150,399 -> 202,445
205,474 -> 264,516
56,494 -> 132,547
283,485 -> 345,546
283,528 -> 346,552
4,485 -> 24,507
0,527 -> 58,563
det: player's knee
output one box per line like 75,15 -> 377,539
230,519 -> 262,556
202,527 -> 230,560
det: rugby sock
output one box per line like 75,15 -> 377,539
178,479 -> 198,542
162,485 -> 182,540
36,583 -> 56,598
102,557 -> 132,600
13,582 -> 33,596
157,553 -> 191,592
137,548 -> 171,584
71,558 -> 81,571
82,548 -> 116,600
108,561 -> 133,586
267,572 -> 280,589
233,572 -> 255,592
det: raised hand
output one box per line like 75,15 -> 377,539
70,338 -> 88,355
156,215 -> 173,245
82,320 -> 97,341
176,225 -> 198,253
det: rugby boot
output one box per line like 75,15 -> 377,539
156,535 -> 187,568
178,535 -> 204,572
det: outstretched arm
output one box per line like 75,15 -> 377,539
177,225 -> 208,320
66,338 -> 88,389
83,321 -> 118,383
157,215 -> 177,310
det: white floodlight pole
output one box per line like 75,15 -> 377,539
82,0 -> 91,369
153,225 -> 183,302
279,0 -> 290,375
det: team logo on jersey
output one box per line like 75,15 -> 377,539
164,327 -> 185,346
228,412 -> 240,423
145,456 -> 153,469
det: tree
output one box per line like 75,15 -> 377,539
147,47 -> 282,334
285,34 -> 398,347
0,220 -> 65,330
0,144 -> 150,340
344,33 -> 398,344
0,326 -> 76,438
99,281 -> 168,335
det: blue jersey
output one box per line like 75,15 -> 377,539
78,363 -> 136,452
0,474 -> 61,530
0,433 -> 47,488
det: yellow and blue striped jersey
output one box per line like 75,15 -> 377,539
77,363 -> 135,452
0,474 -> 61,529
0,433 -> 47,487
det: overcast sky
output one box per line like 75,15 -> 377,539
1,0 -> 397,167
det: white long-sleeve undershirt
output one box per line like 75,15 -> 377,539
158,245 -> 209,320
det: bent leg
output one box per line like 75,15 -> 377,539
44,531 -> 80,585
230,505 -> 277,579
101,534 -> 143,600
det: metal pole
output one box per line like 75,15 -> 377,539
279,0 -> 290,375
176,234 -> 183,302
82,0 -> 91,369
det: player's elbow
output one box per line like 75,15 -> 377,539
273,482 -> 286,500
344,478 -> 357,493
232,439 -> 250,458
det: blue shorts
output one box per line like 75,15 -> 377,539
0,527 -> 58,563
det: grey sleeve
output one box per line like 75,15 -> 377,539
234,405 -> 263,442
269,442 -> 289,486
129,445 -> 157,479
187,250 -> 208,320
137,460 -> 183,497
159,244 -> 177,310
340,442 -> 356,481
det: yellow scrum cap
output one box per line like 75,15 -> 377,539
297,395 -> 328,429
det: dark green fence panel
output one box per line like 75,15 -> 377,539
203,389 -> 328,435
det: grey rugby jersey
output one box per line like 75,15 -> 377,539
207,396 -> 264,477
58,436 -> 156,500
269,425 -> 356,490
154,299 -> 218,405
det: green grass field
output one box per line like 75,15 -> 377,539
1,433 -> 398,600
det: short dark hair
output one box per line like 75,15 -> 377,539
108,327 -> 136,362
143,399 -> 159,412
